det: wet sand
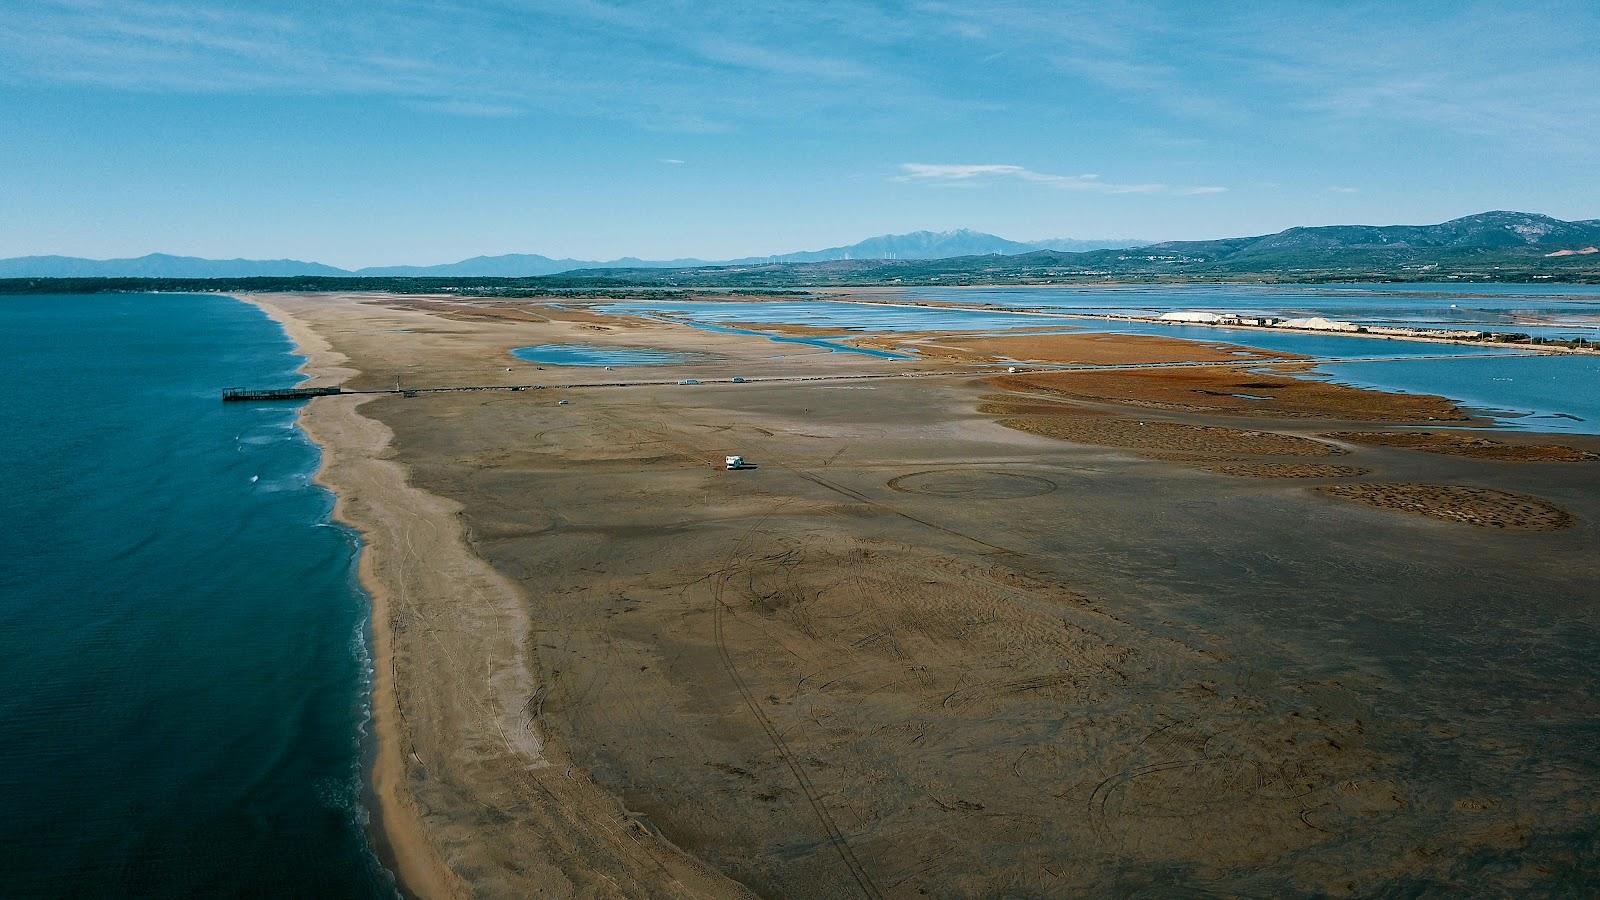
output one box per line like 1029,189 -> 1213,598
1314,483 -> 1575,531
248,292 -> 1600,897
1323,431 -> 1600,461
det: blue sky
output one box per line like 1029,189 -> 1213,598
1,0 -> 1596,267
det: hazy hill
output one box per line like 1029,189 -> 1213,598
536,212 -> 1600,286
1108,211 -> 1600,268
0,253 -> 347,278
5,213 -> 1594,283
1025,237 -> 1152,253
354,254 -> 711,277
728,229 -> 1145,263
0,229 -> 1144,277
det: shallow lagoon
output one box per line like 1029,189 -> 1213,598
900,284 -> 1600,330
600,297 -> 1513,359
1056,318 -> 1517,359
601,291 -> 1600,433
512,343 -> 703,366
1313,354 -> 1600,434
601,299 -> 1072,333
682,321 -> 913,359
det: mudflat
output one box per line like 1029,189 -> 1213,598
996,366 -> 1476,422
850,330 -> 1293,366
255,292 -> 1600,897
1324,430 -> 1600,461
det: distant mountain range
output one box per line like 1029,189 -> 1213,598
5,213 -> 1597,286
0,230 -> 1147,278
531,211 -> 1600,287
722,229 -> 1146,263
0,254 -> 350,278
355,254 -> 712,277
1113,210 -> 1600,268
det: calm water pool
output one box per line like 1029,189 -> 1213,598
681,321 -> 913,359
512,344 -> 703,366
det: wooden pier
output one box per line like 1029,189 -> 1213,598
221,386 -> 345,402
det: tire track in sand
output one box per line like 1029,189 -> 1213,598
711,511 -> 884,899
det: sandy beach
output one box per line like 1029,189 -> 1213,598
248,291 -> 1600,897
250,294 -> 746,898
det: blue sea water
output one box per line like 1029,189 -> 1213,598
0,295 -> 393,897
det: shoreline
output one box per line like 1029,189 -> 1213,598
236,292 -> 748,899
239,294 -> 463,900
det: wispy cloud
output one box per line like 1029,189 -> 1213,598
896,163 -> 1228,197
897,163 -> 1163,194
0,0 -> 910,129
2,0 -> 1594,161
1217,4 -> 1600,153
914,1 -> 1600,153
694,37 -> 870,81
411,99 -> 522,118
659,158 -> 685,165
1328,186 -> 1360,194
